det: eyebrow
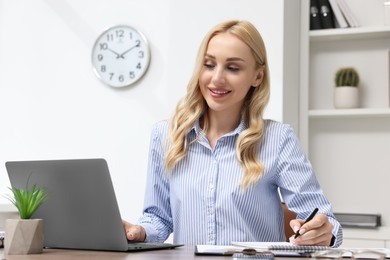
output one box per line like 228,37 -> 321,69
205,54 -> 245,62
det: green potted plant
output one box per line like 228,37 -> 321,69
3,180 -> 49,255
334,67 -> 360,108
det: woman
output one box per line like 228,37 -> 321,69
123,20 -> 342,247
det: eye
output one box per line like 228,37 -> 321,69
203,62 -> 215,69
227,65 -> 240,72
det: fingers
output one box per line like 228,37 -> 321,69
289,218 -> 305,236
122,220 -> 146,242
289,214 -> 334,246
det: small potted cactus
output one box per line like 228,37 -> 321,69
334,67 -> 360,108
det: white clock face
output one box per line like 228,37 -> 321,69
91,25 -> 151,88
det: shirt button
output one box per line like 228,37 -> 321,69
209,235 -> 214,240
209,184 -> 214,189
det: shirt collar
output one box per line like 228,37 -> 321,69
190,117 -> 247,138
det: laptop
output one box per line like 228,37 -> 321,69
5,158 -> 183,252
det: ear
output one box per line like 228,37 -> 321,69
252,68 -> 264,88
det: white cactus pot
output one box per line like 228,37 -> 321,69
334,86 -> 359,109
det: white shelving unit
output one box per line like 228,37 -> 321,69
309,108 -> 390,119
310,26 -> 390,41
300,0 -> 390,247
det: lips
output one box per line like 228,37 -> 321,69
209,88 -> 231,97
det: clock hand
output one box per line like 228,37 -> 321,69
119,43 -> 139,58
106,48 -> 123,59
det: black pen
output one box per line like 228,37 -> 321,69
294,208 -> 319,239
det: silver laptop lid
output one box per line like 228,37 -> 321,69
6,158 -> 129,251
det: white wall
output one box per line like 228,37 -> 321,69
0,0 -> 290,224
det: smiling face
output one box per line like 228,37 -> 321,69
199,32 -> 263,117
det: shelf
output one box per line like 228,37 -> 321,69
310,26 -> 390,42
301,0 -> 390,244
343,226 -> 390,241
309,108 -> 390,119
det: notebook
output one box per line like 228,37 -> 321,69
195,242 -> 329,256
5,158 -> 183,252
196,244 -> 390,258
232,241 -> 329,252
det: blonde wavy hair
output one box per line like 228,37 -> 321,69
166,20 -> 270,189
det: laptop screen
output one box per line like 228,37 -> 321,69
6,158 -> 129,251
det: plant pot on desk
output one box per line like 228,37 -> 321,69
2,174 -> 49,255
4,219 -> 44,255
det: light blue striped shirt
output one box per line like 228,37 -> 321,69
138,119 -> 342,246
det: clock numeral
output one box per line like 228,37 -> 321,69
129,71 -> 135,79
138,51 -> 144,59
106,34 -> 114,42
97,54 -> 103,61
99,43 -> 108,50
100,65 -> 106,72
116,29 -> 125,38
135,40 -> 141,47
136,63 -> 142,70
109,73 -> 114,80
118,75 -> 124,82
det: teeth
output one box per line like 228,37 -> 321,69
211,89 -> 229,94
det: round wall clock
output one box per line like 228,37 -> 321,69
91,25 -> 151,88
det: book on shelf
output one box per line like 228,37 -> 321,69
0,230 -> 4,248
328,0 -> 348,28
309,0 -> 360,30
310,0 -> 322,30
336,0 -> 359,27
317,0 -> 335,29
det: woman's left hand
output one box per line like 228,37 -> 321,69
289,213 -> 334,246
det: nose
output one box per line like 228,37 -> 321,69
211,67 -> 225,86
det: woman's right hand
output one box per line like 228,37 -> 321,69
123,220 -> 146,242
